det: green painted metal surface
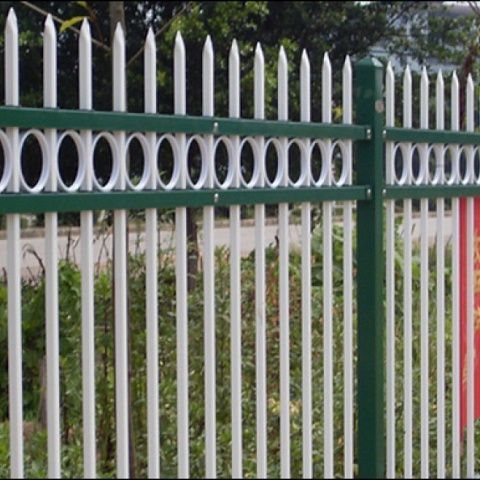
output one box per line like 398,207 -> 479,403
385,126 -> 480,145
0,106 -> 368,139
385,184 -> 480,200
2,57 -> 480,477
0,187 -> 369,214
355,57 -> 385,479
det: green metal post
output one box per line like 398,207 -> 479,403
355,57 -> 385,478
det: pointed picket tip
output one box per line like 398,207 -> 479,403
421,66 -> 428,91
278,46 -> 287,74
421,66 -> 428,82
80,18 -> 91,39
113,21 -> 125,47
254,42 -> 264,75
6,8 -> 18,33
204,34 -> 213,50
203,35 -> 214,64
44,13 -> 56,43
229,39 -> 239,62
300,49 -> 310,75
467,73 -> 474,88
145,28 -> 156,63
45,13 -> 55,31
385,61 -> 394,83
322,52 -> 332,76
146,27 -> 155,44
255,42 -> 264,60
404,65 -> 412,86
229,39 -> 240,119
175,31 -> 185,49
278,46 -> 288,120
144,27 -> 156,109
436,69 -> 444,88
79,18 -> 92,111
301,49 -> 310,66
343,55 -> 352,73
451,71 -> 459,99
145,27 -> 156,59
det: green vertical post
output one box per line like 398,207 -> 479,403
355,57 -> 385,479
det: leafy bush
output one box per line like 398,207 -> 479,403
0,213 -> 473,478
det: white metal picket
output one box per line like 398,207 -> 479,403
79,18 -> 96,480
144,27 -> 160,480
385,60 -> 396,480
5,9 -> 23,480
253,42 -> 267,480
228,39 -> 243,479
435,69 -> 446,480
278,46 -> 291,480
5,6 -> 480,480
173,31 -> 190,480
451,71 -> 461,479
43,15 -> 61,479
342,55 -> 354,480
299,48 -> 313,480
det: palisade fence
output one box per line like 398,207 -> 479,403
1,7 -> 480,480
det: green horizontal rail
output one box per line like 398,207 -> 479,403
385,127 -> 480,145
0,106 -> 369,140
385,184 -> 480,200
0,186 -> 369,214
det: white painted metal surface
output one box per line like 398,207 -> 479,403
144,27 -> 160,480
5,9 -> 23,480
79,18 -> 96,480
385,60 -> 396,480
174,31 -> 190,480
435,69 -> 446,480
202,35 -> 217,479
322,52 -> 334,480
228,38 -> 243,480
112,23 -> 130,480
254,42 -> 267,480
451,70 -> 461,479
466,73 -> 475,479
278,45 -> 290,480
342,55 -> 354,480
419,67 -> 429,480
403,65 -> 413,480
2,9 -> 480,480
43,15 -> 61,479
299,48 -> 312,480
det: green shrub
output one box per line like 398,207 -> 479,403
0,214 -> 474,478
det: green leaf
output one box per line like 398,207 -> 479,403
76,1 -> 88,9
59,16 -> 88,33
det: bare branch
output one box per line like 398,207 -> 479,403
126,1 -> 194,69
468,1 -> 480,17
19,1 -> 110,52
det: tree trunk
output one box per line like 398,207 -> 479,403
109,1 -> 126,40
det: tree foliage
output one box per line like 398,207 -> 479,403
0,1 -> 465,118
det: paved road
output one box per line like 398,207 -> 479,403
0,214 -> 453,279
0,222 -> 300,278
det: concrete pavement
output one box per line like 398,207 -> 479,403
0,213 -> 454,279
